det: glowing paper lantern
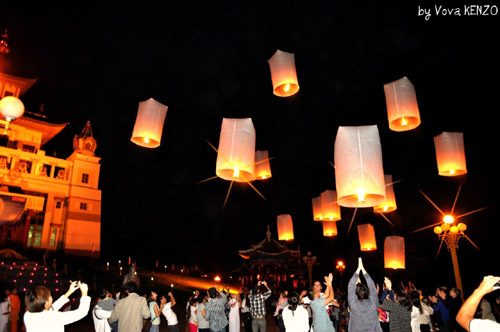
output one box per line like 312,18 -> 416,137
253,150 -> 272,180
384,236 -> 405,269
323,220 -> 338,237
312,196 -> 323,221
384,77 -> 421,131
334,125 -> 386,207
358,224 -> 377,251
374,175 -> 397,213
277,214 -> 294,241
320,190 -> 341,221
434,132 -> 467,176
268,50 -> 300,97
0,96 -> 25,121
130,98 -> 168,148
216,118 -> 256,182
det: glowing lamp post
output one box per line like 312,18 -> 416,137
384,236 -> 405,269
216,118 -> 256,182
0,96 -> 25,131
277,214 -> 294,241
334,125 -> 386,207
434,215 -> 468,299
303,251 -> 317,287
336,260 -> 345,288
130,98 -> 168,148
384,77 -> 421,131
358,224 -> 377,251
434,132 -> 467,176
268,49 -> 300,97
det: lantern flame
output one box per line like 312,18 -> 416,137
144,137 -> 150,144
233,167 -> 240,178
283,83 -> 290,93
356,190 -> 366,204
401,117 -> 407,126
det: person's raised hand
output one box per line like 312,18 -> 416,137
68,281 -> 79,294
79,282 -> 89,296
384,277 -> 392,290
476,276 -> 500,296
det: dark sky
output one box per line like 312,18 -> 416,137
1,1 -> 498,292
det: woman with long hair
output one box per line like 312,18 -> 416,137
307,273 -> 335,332
282,291 -> 309,332
409,291 -> 433,332
147,291 -> 163,332
23,280 -> 90,332
240,289 -> 252,332
187,298 -> 198,332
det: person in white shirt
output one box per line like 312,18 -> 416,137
282,291 -> 309,332
23,280 -> 90,332
0,292 -> 10,332
456,275 -> 500,332
161,292 -> 179,332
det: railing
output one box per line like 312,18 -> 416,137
0,146 -> 72,184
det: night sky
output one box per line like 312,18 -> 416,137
1,1 -> 498,293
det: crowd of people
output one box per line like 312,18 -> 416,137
2,257 -> 500,332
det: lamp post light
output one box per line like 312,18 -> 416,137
0,96 -> 25,132
303,251 -> 317,288
336,260 -> 346,289
433,215 -> 468,300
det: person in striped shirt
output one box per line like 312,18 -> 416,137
205,286 -> 228,332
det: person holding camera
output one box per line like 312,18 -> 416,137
23,280 -> 90,332
248,280 -> 272,332
456,276 -> 500,331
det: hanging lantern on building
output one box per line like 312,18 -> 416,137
323,220 -> 338,237
334,125 -> 386,208
434,132 -> 467,176
216,118 -> 256,182
384,236 -> 405,269
384,77 -> 421,132
268,49 -> 300,97
253,150 -> 272,180
357,224 -> 377,251
312,196 -> 323,221
277,214 -> 294,241
130,98 -> 168,148
320,190 -> 341,221
374,175 -> 397,213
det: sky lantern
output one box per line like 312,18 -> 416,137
384,236 -> 405,269
216,118 -> 256,182
323,220 -> 338,237
374,175 -> 397,213
312,196 -> 323,221
434,132 -> 467,176
384,76 -> 421,132
277,214 -> 294,241
357,224 -> 377,251
268,49 -> 300,97
130,98 -> 168,148
334,125 -> 386,208
253,150 -> 272,180
320,190 -> 341,221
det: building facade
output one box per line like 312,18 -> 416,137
0,71 -> 101,257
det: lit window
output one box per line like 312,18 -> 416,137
81,173 -> 89,184
80,202 -> 88,210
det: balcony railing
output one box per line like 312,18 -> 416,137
0,146 -> 72,184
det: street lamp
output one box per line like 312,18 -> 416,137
434,215 -> 469,300
336,260 -> 346,289
0,96 -> 25,132
303,251 -> 317,288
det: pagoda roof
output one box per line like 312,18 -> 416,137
14,116 -> 69,146
0,72 -> 38,96
238,226 -> 301,263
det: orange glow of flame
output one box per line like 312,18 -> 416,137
283,83 -> 290,93
214,276 -> 221,281
233,167 -> 240,178
144,137 -> 150,143
443,215 -> 454,224
401,117 -> 407,126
